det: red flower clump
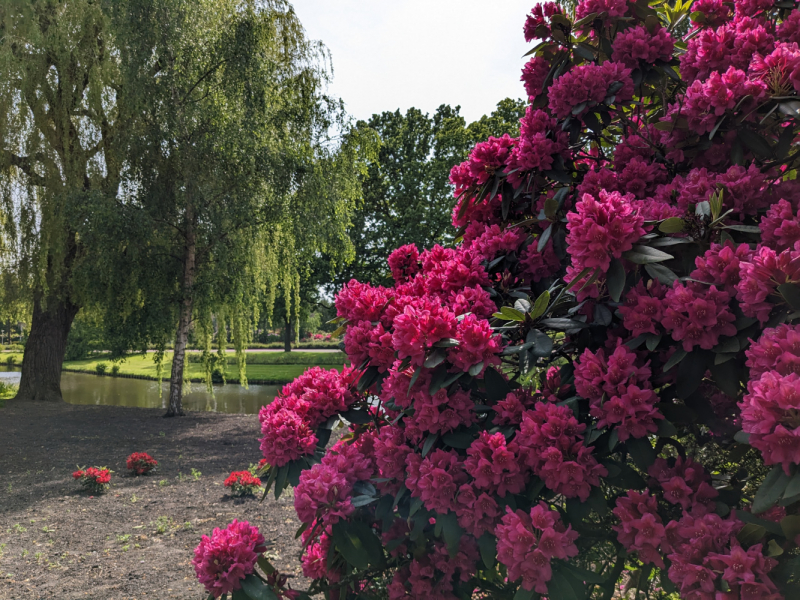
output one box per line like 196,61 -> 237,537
126,452 -> 157,475
73,467 -> 111,494
224,471 -> 262,497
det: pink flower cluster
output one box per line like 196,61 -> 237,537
388,244 -> 420,283
388,540 -> 478,600
548,62 -> 634,119
516,402 -> 606,501
464,431 -> 525,497
294,437 -> 375,527
496,503 -> 579,594
523,2 -> 563,43
192,520 -> 267,598
613,491 -> 666,567
746,324 -> 800,379
665,513 -> 779,599
740,371 -> 800,473
258,366 -> 358,467
662,282 -> 737,351
565,190 -> 645,286
406,449 -> 467,514
611,25 -> 674,67
648,457 -> 719,516
736,245 -> 800,323
760,199 -> 800,252
575,344 -> 662,441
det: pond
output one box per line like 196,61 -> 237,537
0,369 -> 278,415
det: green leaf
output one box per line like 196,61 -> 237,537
778,283 -> 800,310
513,586 -> 536,600
644,263 -> 678,285
530,290 -> 551,319
540,318 -> 588,330
737,128 -> 773,159
500,306 -> 526,321
529,329 -> 554,358
663,348 -> 687,372
478,533 -> 497,570
734,431 -> 750,444
356,366 -> 380,392
645,332 -> 662,352
484,367 -> 511,402
438,512 -> 464,556
331,521 -> 384,570
781,515 -> 800,539
627,437 -> 657,471
241,574 -> 278,600
736,506 -> 785,536
538,223 -> 554,252
607,258 -> 625,302
422,433 -> 438,457
784,471 -> 800,500
656,420 -> 678,437
469,361 -> 485,376
723,224 -> 761,233
548,568 -> 583,600
622,245 -> 674,264
424,348 -> 446,369
753,466 -> 792,514
560,561 -> 605,584
737,523 -> 767,546
658,217 -> 685,233
442,431 -> 476,449
274,465 -> 289,500
603,461 -> 646,489
351,495 -> 378,507
714,336 -> 740,354
677,351 -> 706,399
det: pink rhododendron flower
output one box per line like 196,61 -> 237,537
613,491 -> 666,567
746,324 -> 800,379
612,25 -> 674,67
193,520 -> 267,598
258,407 -> 317,467
548,62 -> 634,119
521,56 -> 551,100
737,245 -> 800,323
662,282 -> 737,351
760,198 -> 800,252
648,457 -> 719,516
387,244 -> 420,283
740,371 -> 800,473
496,503 -> 579,594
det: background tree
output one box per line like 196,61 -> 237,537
0,0 -> 129,401
75,0 -> 374,415
323,100 -> 525,290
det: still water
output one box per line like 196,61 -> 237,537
0,369 -> 278,415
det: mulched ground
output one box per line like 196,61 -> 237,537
0,401 -> 304,600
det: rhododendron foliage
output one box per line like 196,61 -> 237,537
203,2 -> 800,599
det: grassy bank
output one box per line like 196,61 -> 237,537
0,351 -> 349,385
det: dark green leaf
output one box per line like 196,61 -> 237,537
422,433 -> 438,457
442,431 -> 476,449
709,359 -> 740,398
484,367 -> 511,402
340,409 -> 373,424
676,351 -> 707,399
424,348 -> 447,368
784,471 -> 800,500
738,128 -> 773,159
645,333 -> 662,352
594,304 -> 612,326
656,420 -> 678,437
560,562 -> 605,584
538,224 -> 554,252
734,431 -> 751,444
723,224 -> 761,233
433,338 -> 459,348
627,437 -> 657,471
241,574 -> 278,600
356,366 -> 380,392
622,245 -> 674,264
736,508 -> 785,536
540,318 -> 588,330
753,466 -> 792,514
351,495 -> 378,507
530,329 -> 554,357
778,283 -> 800,310
663,348 -> 687,372
738,523 -> 767,546
604,460 -> 646,489
469,361 -> 485,376
644,263 -> 678,285
548,568 -> 583,600
438,512 -> 464,556
607,258 -> 625,302
478,533 -> 497,570
513,586 -> 535,600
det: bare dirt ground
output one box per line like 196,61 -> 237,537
0,401 -> 304,600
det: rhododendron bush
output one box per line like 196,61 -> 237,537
203,1 -> 800,598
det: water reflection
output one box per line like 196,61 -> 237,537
0,369 -> 278,415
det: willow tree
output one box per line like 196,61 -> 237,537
0,0 -> 131,401
75,0 -> 373,416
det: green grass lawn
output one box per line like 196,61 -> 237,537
0,351 -> 349,385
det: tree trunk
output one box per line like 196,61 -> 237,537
284,317 -> 292,353
14,294 -> 78,402
165,205 -> 196,417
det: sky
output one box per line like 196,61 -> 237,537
291,0 -> 535,124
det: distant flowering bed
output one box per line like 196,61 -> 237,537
126,452 -> 157,475
197,1 -> 800,599
224,471 -> 262,497
72,467 -> 111,495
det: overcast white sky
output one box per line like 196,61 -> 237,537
292,1 -> 534,124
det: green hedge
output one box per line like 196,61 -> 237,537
186,351 -> 347,366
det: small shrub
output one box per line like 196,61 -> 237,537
72,467 -> 111,495
190,468 -> 202,481
223,471 -> 261,497
94,362 -> 108,376
158,479 -> 169,487
5,355 -> 16,367
110,364 -> 120,376
248,458 -> 268,475
152,516 -> 173,535
125,452 -> 157,476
